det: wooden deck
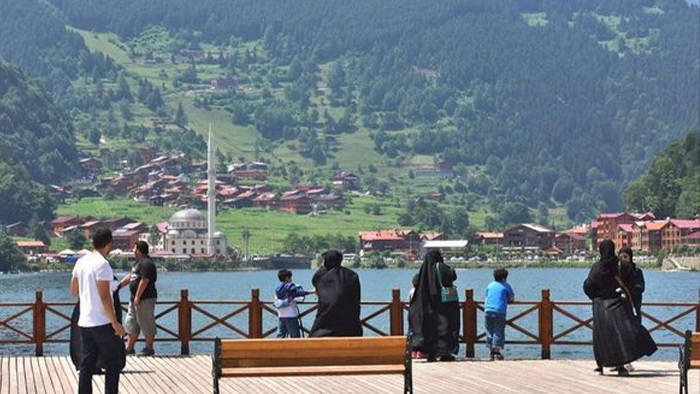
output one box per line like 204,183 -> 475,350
0,355 -> 696,393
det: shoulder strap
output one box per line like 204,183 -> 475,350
435,263 -> 444,288
615,275 -> 636,310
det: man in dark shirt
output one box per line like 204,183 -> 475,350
118,241 -> 157,356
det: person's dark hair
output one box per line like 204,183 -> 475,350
493,268 -> 508,282
278,269 -> 292,281
412,273 -> 419,288
92,227 -> 113,250
135,240 -> 149,256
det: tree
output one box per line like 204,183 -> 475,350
499,202 -> 532,226
241,228 -> 251,260
0,229 -> 26,272
175,102 -> 188,126
148,225 -> 162,248
67,231 -> 88,250
29,213 -> 50,245
452,208 -> 470,238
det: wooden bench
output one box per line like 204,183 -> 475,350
679,330 -> 700,394
212,336 -> 412,394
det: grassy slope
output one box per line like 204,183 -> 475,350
57,197 -> 402,254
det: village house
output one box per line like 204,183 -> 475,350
51,217 -> 82,236
280,194 -> 312,214
592,212 -> 655,249
554,232 -> 586,254
111,229 -> 142,252
80,158 -> 103,175
102,217 -> 135,232
474,232 -> 504,246
80,220 -> 103,240
332,171 -> 360,190
15,241 -> 48,255
5,222 -> 29,237
359,229 -> 423,254
503,224 -> 555,251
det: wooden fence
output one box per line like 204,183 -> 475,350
1,289 -> 698,357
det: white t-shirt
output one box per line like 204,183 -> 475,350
274,295 -> 304,318
72,251 -> 115,327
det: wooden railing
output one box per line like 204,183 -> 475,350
1,289 -> 698,358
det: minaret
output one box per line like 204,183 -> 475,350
207,125 -> 216,255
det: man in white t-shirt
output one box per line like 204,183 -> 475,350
71,228 -> 126,394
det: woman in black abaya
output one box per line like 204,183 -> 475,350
309,250 -> 362,337
408,250 -> 460,362
583,240 -> 656,376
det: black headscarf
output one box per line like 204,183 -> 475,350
309,250 -> 362,337
408,250 -> 460,357
583,240 -> 620,300
618,246 -> 645,318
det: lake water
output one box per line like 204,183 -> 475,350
1,268 -> 698,360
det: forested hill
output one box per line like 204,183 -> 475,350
1,0 -> 697,222
0,0 -> 118,97
0,61 -> 76,223
624,129 -> 700,219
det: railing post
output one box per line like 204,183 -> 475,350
463,288 -> 477,358
34,291 -> 45,357
390,289 -> 404,335
696,289 -> 700,333
178,289 -> 191,355
539,289 -> 553,360
249,288 -> 263,338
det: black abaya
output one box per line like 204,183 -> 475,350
408,250 -> 460,357
309,250 -> 362,337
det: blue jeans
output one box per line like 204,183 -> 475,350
485,312 -> 506,351
277,317 -> 301,338
79,324 -> 125,394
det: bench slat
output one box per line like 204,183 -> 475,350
222,346 -> 405,360
221,364 -> 406,378
221,337 -> 406,352
222,355 -> 405,369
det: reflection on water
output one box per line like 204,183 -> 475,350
1,268 -> 698,359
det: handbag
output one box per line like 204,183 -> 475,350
436,263 -> 459,303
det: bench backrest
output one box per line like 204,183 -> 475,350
691,332 -> 700,365
219,336 -> 408,369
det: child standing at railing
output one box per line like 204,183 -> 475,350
274,269 -> 314,338
484,268 -> 515,361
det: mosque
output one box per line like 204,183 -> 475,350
164,127 -> 228,256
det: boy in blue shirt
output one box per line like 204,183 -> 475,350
274,269 -> 314,338
484,268 -> 515,360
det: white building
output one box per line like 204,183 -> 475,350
166,209 -> 228,255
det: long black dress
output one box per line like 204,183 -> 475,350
309,250 -> 362,337
408,250 -> 460,358
619,247 -> 645,326
583,240 -> 656,367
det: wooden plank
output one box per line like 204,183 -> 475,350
156,356 -> 207,393
222,364 -> 405,377
222,355 -> 405,368
55,355 -> 78,393
0,357 -> 7,394
45,357 -> 70,394
221,336 -> 406,352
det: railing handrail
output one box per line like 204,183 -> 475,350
1,288 -> 698,357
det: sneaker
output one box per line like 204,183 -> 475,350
594,366 -> 603,375
438,355 -> 455,362
137,348 -> 155,357
125,348 -> 135,356
493,352 -> 504,361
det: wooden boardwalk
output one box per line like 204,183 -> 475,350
0,355 -> 695,393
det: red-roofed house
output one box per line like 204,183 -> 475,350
683,231 -> 700,246
503,224 -> 555,250
280,195 -> 312,215
613,224 -> 635,250
112,230 -> 142,252
593,212 -> 655,248
52,217 -> 82,235
15,241 -> 48,255
555,232 -> 586,254
474,232 -> 504,246
359,229 -> 422,254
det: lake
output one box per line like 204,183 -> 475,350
1,268 -> 698,360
